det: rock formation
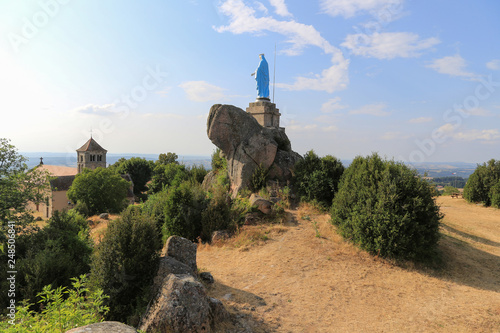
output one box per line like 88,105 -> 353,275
207,104 -> 302,195
139,236 -> 230,333
65,321 -> 137,333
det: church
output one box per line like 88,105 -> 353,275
29,137 -> 133,219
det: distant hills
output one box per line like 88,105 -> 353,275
23,152 -> 478,178
22,152 -> 212,170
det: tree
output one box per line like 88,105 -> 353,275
162,181 -> 207,242
157,152 -> 179,165
111,157 -> 154,196
0,138 -> 50,234
0,210 -> 93,314
463,159 -> 500,206
148,163 -> 188,194
67,168 -> 130,216
90,207 -> 160,322
293,150 -> 344,208
331,153 -> 442,261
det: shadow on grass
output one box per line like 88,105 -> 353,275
404,233 -> 500,293
205,281 -> 277,333
440,224 -> 500,247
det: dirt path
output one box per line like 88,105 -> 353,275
198,199 -> 500,332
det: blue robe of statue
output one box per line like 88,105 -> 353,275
255,54 -> 270,99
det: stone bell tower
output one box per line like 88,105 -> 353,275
76,137 -> 107,173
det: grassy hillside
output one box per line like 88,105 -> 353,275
198,197 -> 500,332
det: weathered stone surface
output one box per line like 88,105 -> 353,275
99,213 -> 109,220
162,235 -> 197,272
207,104 -> 302,195
201,170 -> 217,191
249,194 -> 273,215
139,274 -> 214,333
152,256 -> 195,296
199,272 -> 215,284
65,321 -> 137,333
208,297 -> 230,323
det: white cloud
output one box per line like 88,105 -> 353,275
426,54 -> 478,80
215,0 -> 336,55
465,107 -> 492,116
454,129 -> 500,142
436,123 -> 500,142
179,81 -> 226,102
486,59 -> 500,70
287,120 -> 318,132
215,0 -> 349,93
381,131 -> 405,140
349,103 -> 389,116
276,55 -> 349,93
320,0 -> 402,18
141,113 -> 184,119
322,125 -> 338,132
409,117 -> 432,123
254,1 -> 268,14
342,32 -> 440,59
155,87 -> 172,96
73,103 -> 118,116
321,97 -> 348,113
269,0 -> 292,17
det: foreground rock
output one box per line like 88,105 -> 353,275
139,236 -> 230,332
207,104 -> 301,195
66,321 -> 137,333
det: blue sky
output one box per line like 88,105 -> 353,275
1,0 -> 499,163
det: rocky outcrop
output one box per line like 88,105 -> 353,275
161,235 -> 197,273
207,104 -> 302,195
65,321 -> 137,333
249,194 -> 273,214
139,236 -> 230,333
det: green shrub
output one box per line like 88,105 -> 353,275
463,159 -> 500,206
211,148 -> 227,171
141,189 -> 170,237
331,153 -> 442,261
149,163 -> 188,194
188,164 -> 209,184
67,168 -> 130,216
250,164 -> 269,192
0,211 -> 92,313
0,275 -> 108,333
162,181 -> 208,242
201,188 -> 233,241
293,150 -> 344,208
90,207 -> 160,323
110,157 -> 154,196
441,185 -> 459,196
490,180 -> 500,208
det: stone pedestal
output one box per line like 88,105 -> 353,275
246,100 -> 282,130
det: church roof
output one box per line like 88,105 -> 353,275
38,165 -> 78,177
50,175 -> 76,191
77,137 -> 107,152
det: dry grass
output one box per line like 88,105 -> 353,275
198,198 -> 500,332
88,214 -> 119,243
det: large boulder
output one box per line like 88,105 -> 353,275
140,236 -> 230,332
139,274 -> 228,333
162,235 -> 197,273
207,104 -> 302,195
66,321 -> 137,333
